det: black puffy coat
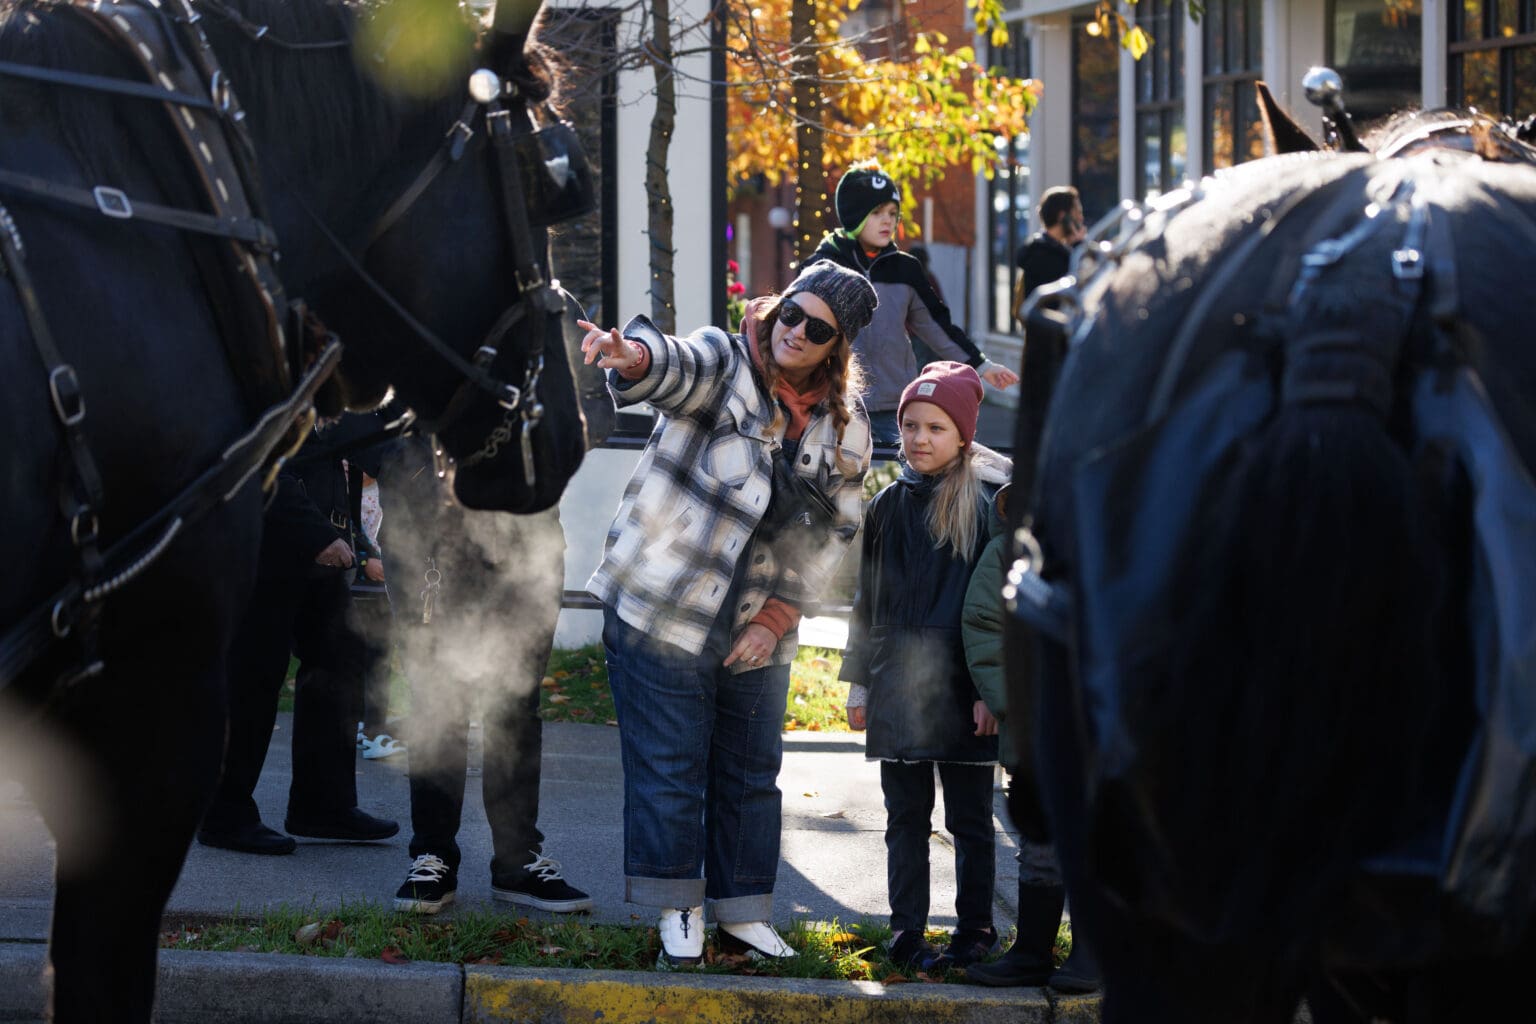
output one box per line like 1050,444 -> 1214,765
840,452 -> 1009,763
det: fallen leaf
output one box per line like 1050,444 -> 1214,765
807,721 -> 822,731
605,719 -> 618,726
321,920 -> 343,941
548,693 -> 571,704
553,670 -> 570,680
569,707 -> 593,719
828,931 -> 857,944
540,676 -> 558,688
293,922 -> 322,946
380,946 -> 411,964
802,791 -> 820,798
810,657 -> 832,671
881,973 -> 909,985
539,945 -> 565,955
821,810 -> 846,819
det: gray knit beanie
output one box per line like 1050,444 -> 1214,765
783,262 -> 878,341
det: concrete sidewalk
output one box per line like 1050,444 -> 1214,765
0,715 -> 1100,1022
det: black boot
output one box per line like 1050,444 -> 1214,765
1048,922 -> 1101,994
966,883 -> 1064,987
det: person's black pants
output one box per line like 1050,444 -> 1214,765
349,582 -> 394,735
206,569 -> 360,829
403,523 -> 562,885
881,760 -> 996,934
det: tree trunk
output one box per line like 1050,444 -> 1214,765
645,0 -> 677,332
790,0 -> 827,265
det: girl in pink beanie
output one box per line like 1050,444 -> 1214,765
841,359 -> 1013,973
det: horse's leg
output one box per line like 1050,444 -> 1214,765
39,646 -> 225,1024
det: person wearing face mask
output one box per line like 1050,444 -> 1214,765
806,162 -> 1019,447
579,262 -> 876,969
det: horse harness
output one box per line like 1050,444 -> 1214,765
0,0 -> 588,697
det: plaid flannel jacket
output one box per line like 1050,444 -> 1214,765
586,315 -> 872,662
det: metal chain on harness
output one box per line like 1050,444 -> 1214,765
419,557 -> 442,626
453,354 -> 545,478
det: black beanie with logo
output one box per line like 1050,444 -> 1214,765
835,166 -> 901,237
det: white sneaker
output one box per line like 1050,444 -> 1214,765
719,920 -> 796,958
656,905 -> 704,967
360,733 -> 405,760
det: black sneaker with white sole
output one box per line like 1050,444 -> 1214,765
394,854 -> 457,914
491,851 -> 593,913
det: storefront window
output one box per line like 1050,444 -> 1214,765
1329,0 -> 1422,124
1136,0 -> 1187,198
1450,0 -> 1536,117
985,33 -> 1031,334
1203,0 -> 1263,169
1073,13 -> 1120,221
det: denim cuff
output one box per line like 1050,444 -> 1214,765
626,875 -> 705,910
708,893 -> 774,924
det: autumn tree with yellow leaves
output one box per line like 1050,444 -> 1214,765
724,0 -> 1039,261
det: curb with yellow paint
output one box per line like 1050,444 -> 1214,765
463,966 -> 1090,1024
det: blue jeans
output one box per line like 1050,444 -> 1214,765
867,408 -> 901,447
602,607 -> 791,923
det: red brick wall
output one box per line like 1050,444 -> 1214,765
900,0 -> 976,250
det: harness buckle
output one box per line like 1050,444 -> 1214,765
515,266 -> 546,293
48,365 -> 86,426
447,120 -> 474,161
499,383 -> 522,411
70,507 -> 100,549
1392,246 -> 1424,280
51,600 -> 73,639
209,70 -> 233,114
473,345 -> 499,369
93,186 -> 133,219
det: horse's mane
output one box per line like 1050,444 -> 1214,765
0,0 -> 557,193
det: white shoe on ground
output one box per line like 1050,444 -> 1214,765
719,920 -> 796,958
656,905 -> 705,967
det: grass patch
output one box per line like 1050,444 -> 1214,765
160,904 -> 1066,984
283,646 -> 853,733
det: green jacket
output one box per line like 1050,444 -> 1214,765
961,493 -> 1018,771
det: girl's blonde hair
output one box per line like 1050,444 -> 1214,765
922,447 -> 982,557
752,297 -> 866,473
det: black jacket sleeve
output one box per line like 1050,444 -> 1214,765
901,256 -> 986,368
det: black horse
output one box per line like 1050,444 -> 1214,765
1007,90 -> 1536,1022
0,0 -> 591,1018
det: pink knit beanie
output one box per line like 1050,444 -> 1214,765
897,361 -> 984,447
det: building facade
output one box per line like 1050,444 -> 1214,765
972,0 -> 1532,399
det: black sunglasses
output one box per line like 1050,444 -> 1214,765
778,299 -> 840,346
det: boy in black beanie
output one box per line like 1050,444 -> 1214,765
806,162 -> 1018,444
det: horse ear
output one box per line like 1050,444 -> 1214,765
1256,81 -> 1322,154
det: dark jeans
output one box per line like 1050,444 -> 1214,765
206,569 -> 361,830
603,607 -> 791,923
867,408 -> 901,447
881,760 -> 996,933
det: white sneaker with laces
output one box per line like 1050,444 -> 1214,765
657,905 -> 705,967
719,920 -> 796,958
